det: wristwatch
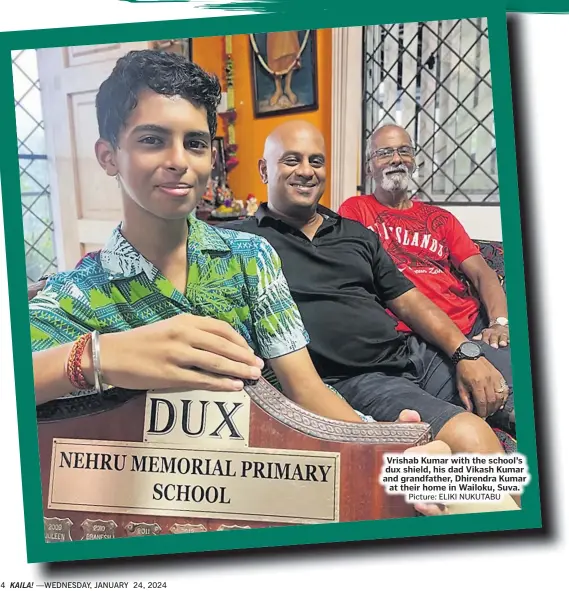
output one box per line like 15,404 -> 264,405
489,317 -> 508,327
451,341 -> 485,366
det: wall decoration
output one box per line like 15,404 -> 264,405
211,137 -> 227,187
151,38 -> 192,60
249,30 -> 318,118
219,35 -> 239,172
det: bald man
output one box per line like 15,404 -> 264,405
224,120 -> 514,453
339,124 -> 510,351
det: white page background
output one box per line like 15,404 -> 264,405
0,8 -> 563,589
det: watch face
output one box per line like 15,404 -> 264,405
460,342 -> 481,358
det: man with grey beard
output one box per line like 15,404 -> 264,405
339,124 -> 509,351
225,120 -> 515,447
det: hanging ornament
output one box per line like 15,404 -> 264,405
222,35 -> 239,173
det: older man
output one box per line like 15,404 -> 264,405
339,124 -> 509,351
224,120 -> 515,452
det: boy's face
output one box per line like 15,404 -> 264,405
96,90 -> 214,221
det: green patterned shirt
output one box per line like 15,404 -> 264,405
29,216 -> 310,366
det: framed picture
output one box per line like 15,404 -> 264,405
151,38 -> 192,61
182,38 -> 193,62
249,29 -> 318,118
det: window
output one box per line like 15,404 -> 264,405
13,49 -> 58,283
362,19 -> 498,204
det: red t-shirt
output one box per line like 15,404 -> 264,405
338,195 -> 481,334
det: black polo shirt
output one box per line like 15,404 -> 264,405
223,204 -> 415,381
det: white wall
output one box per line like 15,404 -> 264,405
442,205 -> 502,241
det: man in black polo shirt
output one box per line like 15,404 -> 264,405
225,121 -> 514,455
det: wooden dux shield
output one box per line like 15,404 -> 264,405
37,378 -> 431,542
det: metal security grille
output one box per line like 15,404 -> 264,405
362,19 -> 498,204
12,49 -> 57,283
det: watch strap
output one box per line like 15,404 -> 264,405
489,317 -> 508,327
451,341 -> 484,366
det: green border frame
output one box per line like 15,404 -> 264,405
0,0 -> 542,564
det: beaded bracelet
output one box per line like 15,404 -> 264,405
65,333 -> 93,391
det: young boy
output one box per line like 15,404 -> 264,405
28,51 -> 483,517
29,49 -> 361,423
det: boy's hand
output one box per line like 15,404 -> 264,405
96,314 -> 264,392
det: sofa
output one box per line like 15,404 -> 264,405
27,240 -> 515,451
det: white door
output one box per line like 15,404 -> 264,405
37,42 -> 151,271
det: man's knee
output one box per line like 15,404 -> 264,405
479,343 -> 513,385
436,412 -> 503,454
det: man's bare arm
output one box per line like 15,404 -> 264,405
387,288 -> 508,417
460,255 -> 508,321
387,288 -> 467,356
460,254 -> 509,347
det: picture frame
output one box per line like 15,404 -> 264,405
249,29 -> 318,118
185,38 -> 193,62
150,38 -> 192,60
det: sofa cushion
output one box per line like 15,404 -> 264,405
474,240 -> 505,292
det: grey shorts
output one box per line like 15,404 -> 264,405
327,315 -> 514,436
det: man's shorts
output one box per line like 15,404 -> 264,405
327,316 -> 514,436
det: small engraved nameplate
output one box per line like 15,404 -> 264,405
170,523 -> 207,534
217,524 -> 251,531
44,516 -> 73,542
81,519 -> 117,540
125,522 -> 161,536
